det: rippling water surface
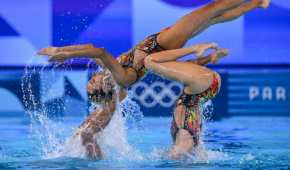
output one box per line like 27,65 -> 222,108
0,116 -> 289,170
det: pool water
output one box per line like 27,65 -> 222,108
0,115 -> 289,170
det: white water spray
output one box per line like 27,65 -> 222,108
22,60 -> 144,161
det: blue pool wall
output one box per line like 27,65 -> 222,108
0,66 -> 289,118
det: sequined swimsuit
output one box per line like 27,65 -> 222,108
117,33 -> 166,80
171,73 -> 220,145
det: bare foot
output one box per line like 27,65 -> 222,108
193,42 -> 218,58
210,48 -> 229,64
257,0 -> 270,9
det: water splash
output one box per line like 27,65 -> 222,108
120,94 -> 144,129
192,100 -> 230,163
21,57 -> 226,164
240,153 -> 255,164
29,113 -> 67,158
201,100 -> 214,121
136,97 -> 226,163
148,143 -> 229,163
45,98 -> 144,161
21,60 -> 144,161
98,106 -> 144,161
188,145 -> 230,163
22,59 -> 66,156
145,99 -> 228,163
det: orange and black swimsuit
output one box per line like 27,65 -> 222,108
117,33 -> 166,81
90,32 -> 166,99
171,73 -> 220,145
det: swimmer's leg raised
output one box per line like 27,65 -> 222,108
157,0 -> 244,49
211,0 -> 269,24
192,0 -> 270,38
144,47 -> 227,94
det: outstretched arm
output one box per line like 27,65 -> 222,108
91,48 -> 137,87
38,45 -> 137,87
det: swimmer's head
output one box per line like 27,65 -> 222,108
87,71 -> 117,104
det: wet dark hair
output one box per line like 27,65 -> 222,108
88,70 -> 116,103
88,88 -> 115,103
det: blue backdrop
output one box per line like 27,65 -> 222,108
0,0 -> 289,65
0,0 -> 290,117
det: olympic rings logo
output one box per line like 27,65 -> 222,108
130,81 -> 183,108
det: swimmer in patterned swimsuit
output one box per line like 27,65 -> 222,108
38,0 -> 270,159
144,43 -> 227,159
172,74 -> 219,144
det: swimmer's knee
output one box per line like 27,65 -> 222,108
144,56 -> 155,69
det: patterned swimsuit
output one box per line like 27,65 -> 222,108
90,32 -> 166,101
117,33 -> 166,80
171,73 -> 220,145
115,30 -> 220,145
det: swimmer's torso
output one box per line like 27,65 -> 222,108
117,33 -> 166,81
171,73 -> 220,145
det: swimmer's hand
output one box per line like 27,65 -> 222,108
37,44 -> 94,56
37,44 -> 105,63
191,42 -> 218,58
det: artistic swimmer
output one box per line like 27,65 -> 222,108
38,0 -> 270,159
144,43 -> 228,158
